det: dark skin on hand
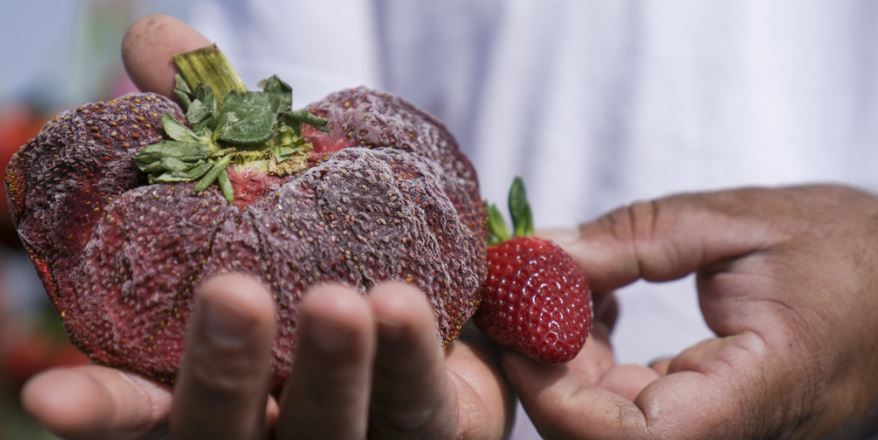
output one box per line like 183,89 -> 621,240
521,186 -> 878,439
19,14 -> 878,440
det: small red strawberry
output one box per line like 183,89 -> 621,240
474,178 -> 593,363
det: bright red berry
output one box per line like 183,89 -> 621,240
474,178 -> 592,363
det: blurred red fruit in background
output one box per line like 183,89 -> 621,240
2,333 -> 88,388
0,104 -> 47,247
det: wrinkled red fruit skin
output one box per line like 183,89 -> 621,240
474,237 -> 592,364
5,89 -> 486,386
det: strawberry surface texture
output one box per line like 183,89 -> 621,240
6,86 -> 486,386
475,236 -> 592,363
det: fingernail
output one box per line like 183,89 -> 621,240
308,320 -> 351,353
203,300 -> 254,339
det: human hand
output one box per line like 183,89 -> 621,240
504,185 -> 878,439
19,14 -> 512,440
23,274 -> 511,439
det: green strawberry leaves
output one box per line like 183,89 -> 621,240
508,177 -> 534,237
486,203 -> 511,245
215,92 -> 277,144
194,155 -> 231,193
135,140 -> 209,164
149,161 -> 213,184
283,110 -> 330,133
258,75 -> 293,113
161,113 -> 201,143
134,45 -> 330,203
485,177 -> 535,245
185,84 -> 217,130
174,74 -> 193,109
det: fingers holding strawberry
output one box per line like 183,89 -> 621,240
502,185 -> 878,439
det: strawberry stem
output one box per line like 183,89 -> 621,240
173,45 -> 247,106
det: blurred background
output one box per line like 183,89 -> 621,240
0,1 -> 186,437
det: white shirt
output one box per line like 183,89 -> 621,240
190,1 -> 878,437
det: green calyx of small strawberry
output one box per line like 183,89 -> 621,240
133,44 -> 329,203
486,177 -> 534,245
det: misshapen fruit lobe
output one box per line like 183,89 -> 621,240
6,94 -> 182,281
6,88 -> 486,387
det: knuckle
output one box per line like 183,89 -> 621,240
602,199 -> 660,249
599,199 -> 666,278
184,341 -> 260,399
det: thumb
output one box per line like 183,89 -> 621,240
121,14 -> 210,97
543,189 -> 782,293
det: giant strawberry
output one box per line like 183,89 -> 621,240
474,178 -> 592,363
5,46 -> 486,386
